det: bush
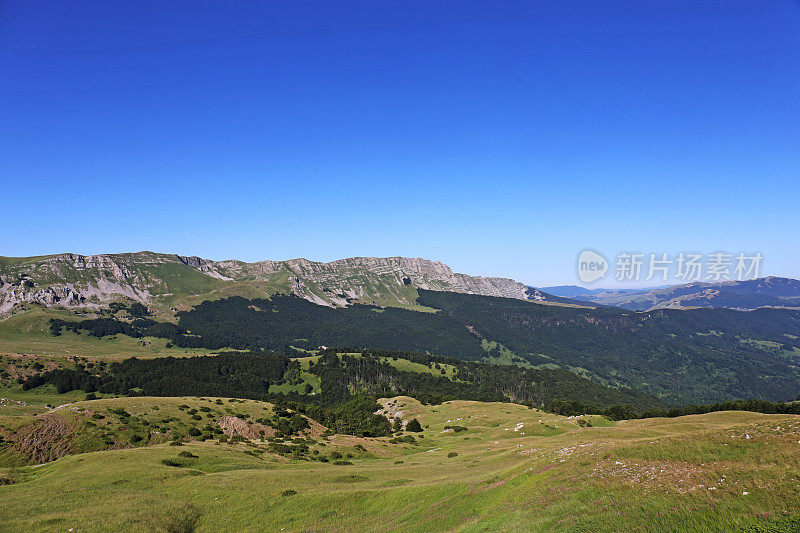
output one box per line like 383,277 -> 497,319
178,451 -> 198,458
447,452 -> 458,458
84,393 -> 97,401
281,489 -> 297,497
333,460 -> 353,466
188,428 -> 201,437
406,418 -> 422,432
129,435 -> 144,444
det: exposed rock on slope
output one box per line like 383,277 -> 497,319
0,252 -> 548,314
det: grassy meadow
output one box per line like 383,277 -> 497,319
1,393 -> 799,532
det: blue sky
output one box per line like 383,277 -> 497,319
1,1 -> 798,286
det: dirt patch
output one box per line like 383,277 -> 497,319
216,416 -> 274,439
7,414 -> 76,463
300,418 -> 328,438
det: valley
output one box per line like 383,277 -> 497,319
2,253 -> 800,531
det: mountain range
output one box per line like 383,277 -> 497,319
0,252 -> 581,317
2,252 -> 800,405
3,252 -> 797,318
541,277 -> 800,311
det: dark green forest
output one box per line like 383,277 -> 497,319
22,348 -> 662,435
22,348 -> 800,434
48,290 -> 800,404
23,348 -> 661,411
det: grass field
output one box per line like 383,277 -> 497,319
1,393 -> 799,532
0,307 -> 222,359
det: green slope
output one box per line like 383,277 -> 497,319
1,396 -> 799,532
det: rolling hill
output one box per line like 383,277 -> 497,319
2,392 -> 800,532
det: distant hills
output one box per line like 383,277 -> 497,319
541,277 -> 800,311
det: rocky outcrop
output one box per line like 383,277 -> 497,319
213,256 -> 534,306
0,251 -> 544,314
216,416 -> 274,439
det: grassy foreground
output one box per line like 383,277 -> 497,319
1,395 -> 799,532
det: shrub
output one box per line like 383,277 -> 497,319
129,435 -> 144,444
447,452 -> 458,458
188,428 -> 201,437
333,460 -> 353,466
178,451 -> 198,458
281,489 -> 297,497
85,393 -> 97,401
406,418 -> 423,432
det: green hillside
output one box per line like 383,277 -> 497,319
1,395 -> 799,532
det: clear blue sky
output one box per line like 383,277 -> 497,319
2,1 -> 798,286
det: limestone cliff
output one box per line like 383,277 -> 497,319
0,252 -> 543,315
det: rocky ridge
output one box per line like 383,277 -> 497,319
0,252 -> 543,314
